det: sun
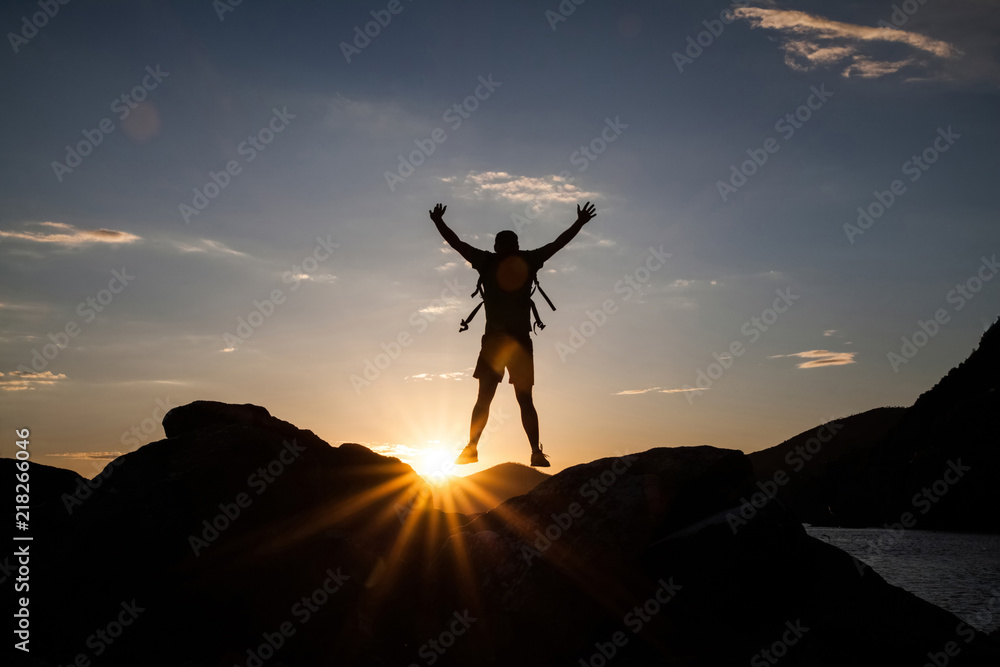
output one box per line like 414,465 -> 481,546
413,441 -> 461,483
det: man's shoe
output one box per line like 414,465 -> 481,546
455,444 -> 478,464
530,445 -> 550,468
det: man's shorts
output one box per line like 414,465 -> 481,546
473,332 -> 534,386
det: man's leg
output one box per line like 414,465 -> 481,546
469,377 -> 500,447
514,383 -> 540,451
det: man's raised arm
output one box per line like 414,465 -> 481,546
429,203 -> 481,264
535,202 -> 597,263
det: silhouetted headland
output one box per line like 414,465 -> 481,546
750,317 -> 1000,532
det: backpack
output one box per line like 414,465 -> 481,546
459,272 -> 556,334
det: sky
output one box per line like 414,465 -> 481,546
1,0 -> 998,480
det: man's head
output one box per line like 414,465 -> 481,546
494,230 -> 519,254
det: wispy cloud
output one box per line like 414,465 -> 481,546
447,171 -> 599,205
0,221 -> 140,246
667,278 -> 719,289
418,302 -> 462,316
733,7 -> 961,79
285,272 -> 337,285
823,329 -> 838,337
405,371 -> 469,382
770,349 -> 857,369
614,386 -> 709,395
614,386 -> 663,395
48,451 -> 123,461
0,370 -> 67,391
169,238 -> 249,257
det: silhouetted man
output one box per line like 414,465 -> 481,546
429,201 -> 597,467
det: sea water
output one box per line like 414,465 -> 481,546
806,527 -> 1000,632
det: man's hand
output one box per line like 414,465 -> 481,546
429,203 -> 447,223
576,201 -> 597,225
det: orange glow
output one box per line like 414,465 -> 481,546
412,443 -> 459,480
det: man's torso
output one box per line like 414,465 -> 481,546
471,250 -> 544,337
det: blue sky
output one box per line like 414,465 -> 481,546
2,0 -> 998,478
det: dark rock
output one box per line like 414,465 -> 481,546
1,458 -> 83,531
162,400 -> 293,439
749,317 -> 1000,531
10,403 -> 999,666
12,402 -> 454,666
422,446 -> 999,666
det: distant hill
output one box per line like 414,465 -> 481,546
750,317 -> 1000,531
748,406 -> 907,524
431,462 -> 550,515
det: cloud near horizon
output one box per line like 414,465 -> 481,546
48,451 -> 123,461
405,371 -> 470,382
0,370 -> 68,391
770,349 -> 857,369
0,222 -> 141,246
614,386 -> 709,395
365,443 -> 422,467
733,7 -> 961,79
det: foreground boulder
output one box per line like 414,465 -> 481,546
421,447 -> 998,665
11,401 -> 456,666
6,401 -> 998,666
